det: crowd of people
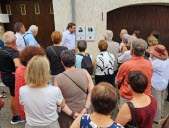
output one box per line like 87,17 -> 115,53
0,21 -> 169,128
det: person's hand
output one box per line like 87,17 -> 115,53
73,112 -> 79,119
0,98 -> 5,109
80,108 -> 87,114
121,46 -> 127,54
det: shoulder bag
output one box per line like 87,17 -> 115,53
125,102 -> 138,128
62,72 -> 88,94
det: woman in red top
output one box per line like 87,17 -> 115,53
15,46 -> 45,120
116,70 -> 157,128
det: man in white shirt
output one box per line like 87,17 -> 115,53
61,22 -> 76,50
14,22 -> 26,51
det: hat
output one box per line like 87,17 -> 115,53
122,34 -> 131,42
152,44 -> 168,60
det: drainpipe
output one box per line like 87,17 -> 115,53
71,0 -> 76,23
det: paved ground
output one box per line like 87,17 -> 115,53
0,82 -> 169,128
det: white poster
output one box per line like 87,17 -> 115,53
76,27 -> 85,40
86,26 -> 95,41
0,14 -> 9,23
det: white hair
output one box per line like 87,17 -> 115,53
105,30 -> 113,40
128,36 -> 136,45
29,25 -> 38,32
121,29 -> 128,34
3,31 -> 16,44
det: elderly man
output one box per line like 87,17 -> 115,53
0,31 -> 23,124
115,38 -> 153,108
104,30 -> 120,86
23,25 -> 40,47
14,22 -> 26,51
61,22 -> 76,50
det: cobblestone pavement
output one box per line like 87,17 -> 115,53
0,82 -> 169,128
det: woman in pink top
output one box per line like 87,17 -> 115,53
15,46 -> 45,120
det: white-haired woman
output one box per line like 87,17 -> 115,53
19,56 -> 77,128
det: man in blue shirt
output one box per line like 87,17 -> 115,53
23,25 -> 40,47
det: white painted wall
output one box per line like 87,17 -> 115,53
53,0 -> 169,57
52,0 -> 72,32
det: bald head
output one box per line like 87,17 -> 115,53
120,29 -> 128,39
3,31 -> 16,44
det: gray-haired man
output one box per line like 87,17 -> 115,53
0,31 -> 23,124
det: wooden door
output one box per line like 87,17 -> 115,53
1,0 -> 54,48
107,5 -> 169,51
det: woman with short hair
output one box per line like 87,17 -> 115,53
46,31 -> 68,85
54,49 -> 94,128
20,56 -> 76,128
94,40 -> 115,85
116,70 -> 157,128
70,82 -> 123,128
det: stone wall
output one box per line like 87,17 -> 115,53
53,0 -> 169,58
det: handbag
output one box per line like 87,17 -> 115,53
125,102 -> 138,128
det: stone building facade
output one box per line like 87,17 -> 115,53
53,0 -> 169,57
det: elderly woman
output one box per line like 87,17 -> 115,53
46,31 -> 67,85
70,82 -> 123,128
149,44 -> 169,124
20,56 -> 76,128
94,40 -> 115,85
15,46 -> 45,120
116,70 -> 157,128
120,34 -> 131,54
54,49 -> 94,128
118,36 -> 136,64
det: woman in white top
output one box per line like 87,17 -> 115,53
94,40 -> 115,85
149,44 -> 169,123
19,56 -> 77,128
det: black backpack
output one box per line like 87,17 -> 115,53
78,53 -> 93,75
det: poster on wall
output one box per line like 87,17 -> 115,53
76,27 -> 85,40
86,26 -> 95,41
0,14 -> 9,23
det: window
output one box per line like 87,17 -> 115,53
6,4 -> 12,15
20,4 -> 26,15
34,3 -> 40,15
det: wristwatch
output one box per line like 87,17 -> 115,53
70,111 -> 75,118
